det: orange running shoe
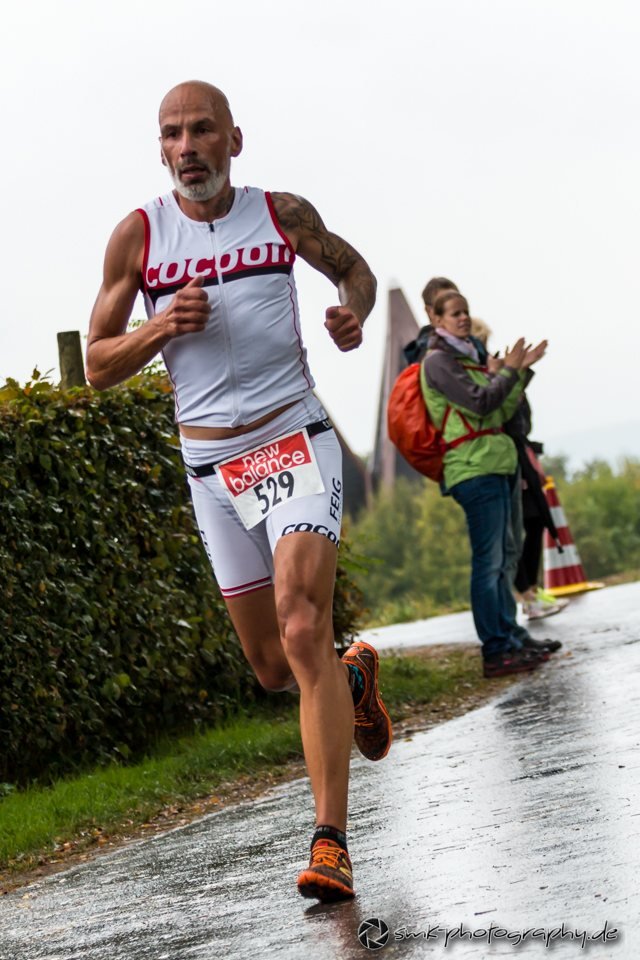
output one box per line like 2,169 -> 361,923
342,641 -> 392,761
297,839 -> 355,902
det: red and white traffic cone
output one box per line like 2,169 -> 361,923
542,476 -> 604,597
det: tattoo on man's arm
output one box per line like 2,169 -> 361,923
272,193 -> 360,281
338,259 -> 376,324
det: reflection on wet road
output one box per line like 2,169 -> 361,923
1,583 -> 639,959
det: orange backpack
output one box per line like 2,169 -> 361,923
386,364 -> 444,482
387,361 -> 504,483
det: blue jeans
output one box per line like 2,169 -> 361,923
451,473 -> 523,658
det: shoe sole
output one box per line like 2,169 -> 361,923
297,869 -> 355,902
524,649 -> 551,662
344,641 -> 393,761
526,607 -> 563,620
483,661 -> 540,678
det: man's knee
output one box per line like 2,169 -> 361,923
276,589 -> 332,663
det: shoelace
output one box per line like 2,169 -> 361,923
353,675 -> 375,726
312,843 -> 350,871
354,704 -> 375,727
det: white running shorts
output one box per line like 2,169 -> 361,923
181,399 -> 343,599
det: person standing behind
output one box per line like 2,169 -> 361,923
509,421 -> 569,620
421,291 -> 548,677
404,277 -> 459,365
470,321 -> 565,643
422,276 -> 459,324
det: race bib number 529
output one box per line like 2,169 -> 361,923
217,428 -> 325,529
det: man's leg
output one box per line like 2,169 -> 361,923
272,531 -> 353,834
225,587 -> 296,692
274,530 -> 360,901
223,530 -> 355,901
191,427 -> 386,899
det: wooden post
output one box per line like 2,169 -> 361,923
57,331 -> 86,389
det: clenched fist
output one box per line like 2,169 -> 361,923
159,275 -> 210,338
325,305 -> 363,352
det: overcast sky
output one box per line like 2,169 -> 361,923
3,0 -> 638,456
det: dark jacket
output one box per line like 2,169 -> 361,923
504,394 -> 561,542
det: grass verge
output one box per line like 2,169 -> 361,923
0,645 -> 499,889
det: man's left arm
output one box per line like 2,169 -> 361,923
270,192 -> 376,352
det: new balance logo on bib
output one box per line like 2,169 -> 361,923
217,428 -> 325,529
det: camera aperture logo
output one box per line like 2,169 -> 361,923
358,918 -> 390,950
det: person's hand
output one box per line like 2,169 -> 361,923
487,353 -> 505,375
157,276 -> 210,337
503,338 -> 527,369
325,305 -> 363,352
522,339 -> 548,368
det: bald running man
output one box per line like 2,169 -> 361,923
87,81 -> 391,902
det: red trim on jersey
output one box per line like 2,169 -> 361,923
287,280 -> 312,390
136,208 -> 151,292
265,191 -> 296,258
158,196 -> 164,206
220,577 -> 273,598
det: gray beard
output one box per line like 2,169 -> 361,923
170,165 -> 228,202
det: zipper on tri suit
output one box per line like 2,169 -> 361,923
209,220 -> 240,424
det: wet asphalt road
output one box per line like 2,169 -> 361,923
1,582 -> 639,960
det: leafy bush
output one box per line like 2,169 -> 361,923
0,373 -> 362,785
556,459 -> 640,579
351,462 -> 640,625
350,478 -> 471,623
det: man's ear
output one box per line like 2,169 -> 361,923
159,142 -> 167,167
230,126 -> 243,158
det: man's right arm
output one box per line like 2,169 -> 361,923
86,212 -> 209,390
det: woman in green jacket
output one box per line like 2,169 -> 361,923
422,290 -> 548,678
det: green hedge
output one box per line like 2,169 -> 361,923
350,461 -> 640,627
555,459 -> 640,579
349,477 -> 471,624
0,373 -> 362,786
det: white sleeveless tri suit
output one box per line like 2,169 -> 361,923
136,187 -> 343,597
